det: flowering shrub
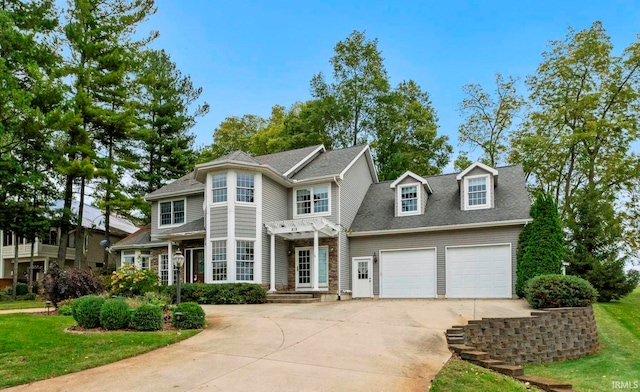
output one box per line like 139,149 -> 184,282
110,264 -> 159,297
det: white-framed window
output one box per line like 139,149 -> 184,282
295,185 -> 330,217
212,174 -> 227,203
159,199 -> 185,226
2,231 -> 12,246
140,251 -> 150,270
123,251 -> 135,266
400,185 -> 418,213
159,254 -> 169,285
465,175 -> 490,209
212,240 -> 227,281
236,174 -> 254,203
121,250 -> 151,270
236,240 -> 254,281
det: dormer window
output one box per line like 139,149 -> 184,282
467,176 -> 488,207
400,185 -> 418,213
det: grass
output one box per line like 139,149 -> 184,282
0,300 -> 46,310
0,313 -> 199,388
430,357 -> 534,392
526,288 -> 640,392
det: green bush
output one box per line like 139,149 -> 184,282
161,283 -> 266,304
72,295 -> 105,328
173,302 -> 205,329
16,283 -> 29,296
131,304 -> 163,331
58,304 -> 73,316
100,299 -> 131,330
17,293 -> 36,300
525,274 -> 598,309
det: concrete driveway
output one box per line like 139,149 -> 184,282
8,299 -> 532,392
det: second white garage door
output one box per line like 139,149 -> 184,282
446,244 -> 512,298
380,248 -> 436,298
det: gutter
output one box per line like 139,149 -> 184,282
348,219 -> 533,237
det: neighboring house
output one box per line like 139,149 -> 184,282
113,145 -> 531,300
0,201 -> 139,281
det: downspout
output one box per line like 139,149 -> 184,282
334,176 -> 341,300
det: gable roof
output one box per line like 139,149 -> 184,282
211,150 -> 261,165
111,225 -> 167,249
349,165 -> 531,235
145,172 -> 204,201
390,170 -> 433,194
456,161 -> 499,180
291,145 -> 370,181
253,145 -> 324,175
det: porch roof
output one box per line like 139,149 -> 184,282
264,217 -> 340,240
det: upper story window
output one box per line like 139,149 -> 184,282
295,185 -> 329,216
42,229 -> 58,246
212,174 -> 227,203
3,231 -> 13,246
400,185 -> 418,213
236,174 -> 254,203
159,199 -> 185,226
465,175 -> 490,209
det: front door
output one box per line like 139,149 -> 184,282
185,248 -> 205,283
352,257 -> 373,298
296,247 -> 328,289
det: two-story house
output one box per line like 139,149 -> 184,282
113,145 -> 531,300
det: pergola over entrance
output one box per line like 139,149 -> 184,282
265,217 -> 340,292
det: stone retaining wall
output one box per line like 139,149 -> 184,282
462,306 -> 599,365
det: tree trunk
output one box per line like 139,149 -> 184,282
12,241 -> 18,300
57,174 -> 74,263
75,177 -> 86,268
104,137 -> 112,267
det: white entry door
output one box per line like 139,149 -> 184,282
352,257 -> 373,298
296,247 -> 328,289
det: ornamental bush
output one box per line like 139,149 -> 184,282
100,299 -> 131,330
58,305 -> 73,316
72,295 -> 105,328
131,304 -> 163,331
161,283 -> 266,304
525,274 -> 598,309
173,302 -> 205,329
43,264 -> 105,307
110,264 -> 159,297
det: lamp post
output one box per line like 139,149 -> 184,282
173,250 -> 185,305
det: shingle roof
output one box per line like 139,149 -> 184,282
145,172 -> 204,199
291,145 -> 368,180
254,145 -> 323,174
350,165 -> 531,233
112,225 -> 162,248
157,218 -> 205,236
212,150 -> 261,165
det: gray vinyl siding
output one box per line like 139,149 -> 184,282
261,177 -> 289,285
210,206 -> 227,239
287,183 -> 337,222
152,194 -> 205,236
339,154 -> 375,291
349,225 -> 523,296
235,206 -> 256,238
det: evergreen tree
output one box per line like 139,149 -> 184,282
515,192 -> 564,297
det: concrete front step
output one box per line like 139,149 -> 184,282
267,294 -> 315,299
489,364 -> 524,377
266,298 -> 320,304
515,375 -> 573,391
461,350 -> 490,361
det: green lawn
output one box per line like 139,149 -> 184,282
0,300 -> 46,311
526,288 -> 640,392
430,357 -> 534,392
0,313 -> 199,388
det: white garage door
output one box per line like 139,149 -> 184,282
380,248 -> 436,298
446,244 -> 512,298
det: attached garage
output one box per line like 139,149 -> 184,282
379,248 -> 436,298
446,244 -> 512,298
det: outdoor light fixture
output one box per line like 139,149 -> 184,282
45,301 -> 51,315
373,252 -> 378,263
174,250 -> 185,305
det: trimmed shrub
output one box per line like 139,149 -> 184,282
110,264 -> 159,297
131,304 -> 163,331
173,302 -> 205,329
72,295 -> 105,328
43,264 -> 105,307
161,283 -> 267,304
17,293 -> 36,300
58,305 -> 73,316
100,299 -> 131,330
525,274 -> 598,309
16,283 -> 29,296
516,192 -> 564,297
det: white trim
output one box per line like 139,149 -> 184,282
205,170 -> 212,283
157,197 -> 187,229
335,178 -> 341,297
463,174 -> 491,210
269,234 -> 276,292
445,243 -> 512,299
456,161 -> 499,180
379,247 -> 437,299
227,170 -> 236,282
351,256 -> 373,298
210,172 -> 228,206
348,219 -> 532,237
397,183 -> 422,216
145,188 -> 203,202
168,241 -> 173,285
283,145 -> 326,177
235,239 -> 256,283
292,183 -> 332,219
111,241 -> 170,251
210,238 -> 228,283
390,170 -> 428,189
254,173 -> 262,284
339,145 -> 378,182
235,172 -> 256,205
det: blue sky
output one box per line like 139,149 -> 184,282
143,0 -> 640,161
